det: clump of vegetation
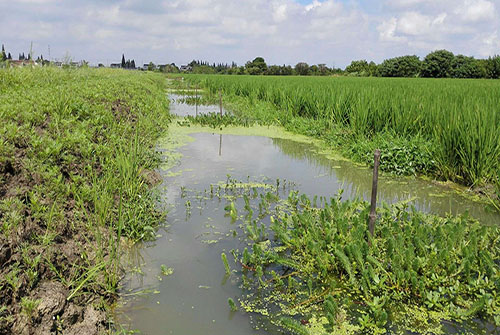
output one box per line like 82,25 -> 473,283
0,67 -> 170,333
229,190 -> 500,334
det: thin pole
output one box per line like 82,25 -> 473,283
219,134 -> 222,156
368,149 -> 381,239
195,86 -> 198,117
219,89 -> 223,117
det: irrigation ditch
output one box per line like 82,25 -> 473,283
116,88 -> 500,335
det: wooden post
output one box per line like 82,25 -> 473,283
368,149 -> 381,239
219,134 -> 222,156
195,86 -> 198,117
219,89 -> 223,117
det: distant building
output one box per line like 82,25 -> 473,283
110,63 -> 121,69
8,60 -> 38,67
180,65 -> 192,72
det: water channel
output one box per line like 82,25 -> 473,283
116,94 -> 499,334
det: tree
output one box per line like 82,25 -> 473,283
295,62 -> 310,76
345,60 -> 369,75
7,53 -> 12,60
379,55 -> 421,77
245,57 -> 267,75
267,65 -> 281,75
318,64 -> 329,76
421,50 -> 454,78
121,54 -> 126,68
450,55 -> 482,78
367,61 -> 379,76
147,62 -> 155,71
131,60 -> 136,69
484,55 -> 500,79
1,44 -> 6,61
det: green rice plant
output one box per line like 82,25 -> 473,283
183,74 -> 500,196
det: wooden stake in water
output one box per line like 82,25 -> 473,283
195,86 -> 198,117
368,149 -> 381,239
219,134 -> 222,156
219,89 -> 223,117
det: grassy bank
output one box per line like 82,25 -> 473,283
179,75 -> 500,202
0,67 -> 169,333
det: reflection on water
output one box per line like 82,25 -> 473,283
271,137 -> 498,223
170,93 -> 229,117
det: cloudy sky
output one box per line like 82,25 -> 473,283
1,0 -> 499,67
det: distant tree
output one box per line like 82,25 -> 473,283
345,60 -> 369,76
267,65 -> 281,75
421,50 -> 454,78
1,44 -> 6,61
160,64 -> 180,73
147,62 -> 155,71
379,55 -> 421,77
295,62 -> 310,76
309,65 -> 319,75
131,60 -> 136,69
245,57 -> 267,75
368,61 -> 379,76
7,52 -> 12,60
281,65 -> 293,75
483,55 -> 500,79
450,55 -> 482,78
192,65 -> 215,74
318,64 -> 329,76
121,54 -> 126,68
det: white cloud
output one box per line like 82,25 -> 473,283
0,0 -> 499,67
455,0 -> 496,22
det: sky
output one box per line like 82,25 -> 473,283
0,0 -> 499,68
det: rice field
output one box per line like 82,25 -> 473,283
185,75 -> 500,193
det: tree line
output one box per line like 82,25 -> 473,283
2,43 -> 499,79
184,51 -> 500,79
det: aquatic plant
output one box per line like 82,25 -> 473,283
229,191 -> 500,333
221,252 -> 231,275
228,298 -> 238,311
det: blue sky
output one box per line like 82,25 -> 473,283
1,0 -> 499,67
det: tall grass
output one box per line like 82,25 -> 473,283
186,75 -> 500,188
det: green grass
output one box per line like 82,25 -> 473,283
0,67 -> 170,332
180,75 -> 500,195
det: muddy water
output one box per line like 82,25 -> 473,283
116,97 -> 499,335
